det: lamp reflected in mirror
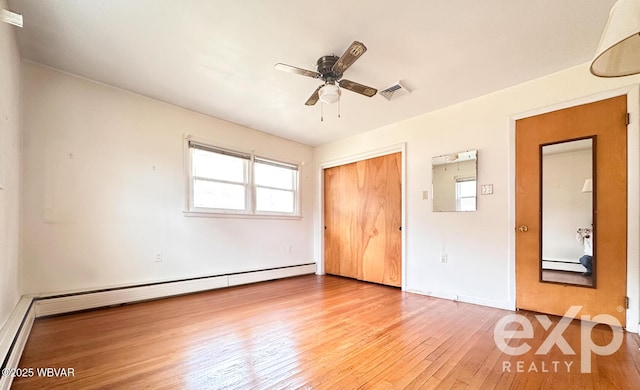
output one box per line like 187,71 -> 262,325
540,137 -> 595,287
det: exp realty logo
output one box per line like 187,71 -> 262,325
493,306 -> 623,373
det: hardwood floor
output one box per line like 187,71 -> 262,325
542,270 -> 593,286
11,275 -> 640,389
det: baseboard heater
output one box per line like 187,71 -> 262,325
0,297 -> 36,390
0,263 -> 315,389
35,263 -> 316,317
541,259 -> 583,273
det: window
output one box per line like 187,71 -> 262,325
254,158 -> 298,214
191,144 -> 250,211
187,140 -> 299,216
455,178 -> 476,211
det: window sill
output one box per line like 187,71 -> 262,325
183,210 -> 303,220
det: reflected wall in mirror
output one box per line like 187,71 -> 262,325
432,150 -> 477,212
541,137 -> 595,287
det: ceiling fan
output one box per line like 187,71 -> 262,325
275,41 -> 378,106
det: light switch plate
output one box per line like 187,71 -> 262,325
481,184 -> 494,195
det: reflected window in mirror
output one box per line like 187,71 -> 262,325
432,150 -> 477,212
540,137 -> 595,288
456,178 -> 477,211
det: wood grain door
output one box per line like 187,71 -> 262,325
516,96 -> 627,326
324,152 -> 402,287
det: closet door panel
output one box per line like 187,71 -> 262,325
324,153 -> 401,287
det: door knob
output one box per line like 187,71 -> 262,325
518,225 -> 529,232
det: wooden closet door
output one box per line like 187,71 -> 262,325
324,152 -> 402,287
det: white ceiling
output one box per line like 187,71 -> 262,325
7,0 -> 616,146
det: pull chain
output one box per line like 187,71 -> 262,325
319,100 -> 342,122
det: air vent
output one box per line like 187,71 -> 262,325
380,81 -> 410,101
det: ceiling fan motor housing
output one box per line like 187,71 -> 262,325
316,55 -> 342,82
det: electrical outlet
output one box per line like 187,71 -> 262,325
154,251 -> 162,262
422,190 -> 428,200
440,252 -> 448,263
287,244 -> 293,253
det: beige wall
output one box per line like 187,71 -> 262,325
0,0 -> 22,329
21,62 -> 314,294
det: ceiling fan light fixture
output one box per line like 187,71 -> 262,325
275,41 -> 376,106
318,84 -> 341,104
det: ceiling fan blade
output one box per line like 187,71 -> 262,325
338,79 -> 377,97
275,63 -> 320,79
332,41 -> 367,74
305,85 -> 322,106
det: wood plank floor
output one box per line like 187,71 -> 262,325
541,270 -> 592,287
11,275 -> 640,389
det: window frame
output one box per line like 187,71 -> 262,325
189,141 -> 252,215
184,136 -> 301,219
253,157 -> 300,216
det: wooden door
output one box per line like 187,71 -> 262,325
516,96 -> 627,326
324,152 -> 402,287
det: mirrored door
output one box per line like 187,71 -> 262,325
515,95 -> 627,326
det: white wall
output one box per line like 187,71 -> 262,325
314,62 -> 640,313
0,0 -> 22,329
21,62 -> 314,294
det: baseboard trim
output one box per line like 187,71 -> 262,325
35,263 -> 317,317
0,296 -> 36,390
406,288 -> 511,311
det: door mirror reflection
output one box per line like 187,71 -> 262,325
540,138 -> 595,287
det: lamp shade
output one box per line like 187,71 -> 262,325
318,84 -> 341,104
591,0 -> 640,77
582,178 -> 593,193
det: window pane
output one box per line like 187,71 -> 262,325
192,148 -> 246,183
458,197 -> 476,211
255,162 -> 295,190
457,180 -> 476,197
256,187 -> 294,213
194,180 -> 246,210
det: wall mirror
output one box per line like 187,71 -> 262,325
432,150 -> 477,212
540,137 -> 595,287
